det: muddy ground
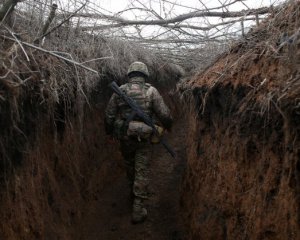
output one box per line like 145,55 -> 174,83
75,118 -> 187,240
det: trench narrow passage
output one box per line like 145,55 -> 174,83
76,118 -> 187,240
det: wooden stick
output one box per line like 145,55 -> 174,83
38,3 -> 87,41
255,13 -> 259,26
2,35 -> 99,74
34,3 -> 58,44
3,25 -> 30,61
241,19 -> 245,37
0,0 -> 19,22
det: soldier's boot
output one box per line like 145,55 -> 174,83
131,197 -> 147,224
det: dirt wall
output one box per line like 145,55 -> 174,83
182,84 -> 299,239
0,32 -> 183,238
180,1 -> 300,239
0,36 -> 124,238
0,104 -> 122,239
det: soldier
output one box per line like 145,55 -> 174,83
105,61 -> 173,224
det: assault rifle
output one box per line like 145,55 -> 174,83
110,81 -> 176,159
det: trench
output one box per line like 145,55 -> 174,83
0,53 -> 188,239
0,24 -> 190,238
1,1 -> 300,238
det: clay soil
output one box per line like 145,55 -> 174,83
75,118 -> 187,240
179,1 -> 300,239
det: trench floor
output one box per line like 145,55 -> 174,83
77,119 -> 186,240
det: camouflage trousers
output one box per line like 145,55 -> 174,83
120,138 -> 151,199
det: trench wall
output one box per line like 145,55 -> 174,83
0,40 -> 124,238
0,100 -> 122,239
181,63 -> 300,240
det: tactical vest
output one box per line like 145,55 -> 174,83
118,81 -> 152,121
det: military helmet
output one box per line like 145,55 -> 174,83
127,61 -> 149,77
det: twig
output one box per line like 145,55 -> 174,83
3,25 -> 30,62
2,35 -> 99,74
0,5 -> 12,27
34,3 -> 58,44
81,56 -> 114,64
0,69 -> 11,79
0,0 -> 19,22
37,2 -> 87,41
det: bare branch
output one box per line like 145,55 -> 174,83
75,7 -> 271,26
34,3 -> 58,44
2,35 -> 99,74
0,0 -> 19,22
37,2 -> 87,41
3,25 -> 30,61
82,16 -> 259,32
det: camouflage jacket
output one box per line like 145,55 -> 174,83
105,77 -> 173,136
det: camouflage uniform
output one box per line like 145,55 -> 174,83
105,62 -> 172,223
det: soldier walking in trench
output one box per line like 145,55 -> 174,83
105,61 -> 173,223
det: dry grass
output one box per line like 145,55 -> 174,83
181,0 -> 300,119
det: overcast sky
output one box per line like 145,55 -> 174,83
37,0 -> 285,49
80,0 -> 284,40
